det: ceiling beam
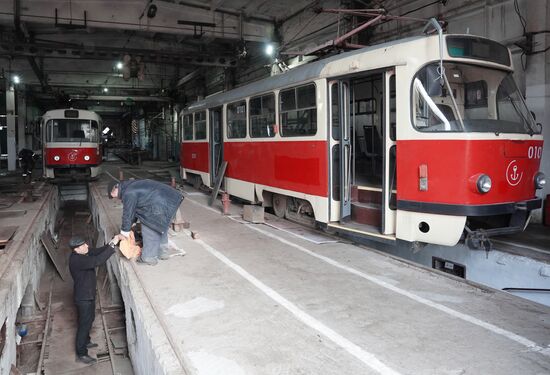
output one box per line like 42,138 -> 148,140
0,0 -> 274,42
0,38 -> 238,68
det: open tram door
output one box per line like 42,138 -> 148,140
209,106 -> 224,187
328,69 -> 396,239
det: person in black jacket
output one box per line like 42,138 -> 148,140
68,235 -> 121,364
18,148 -> 38,183
108,179 -> 184,266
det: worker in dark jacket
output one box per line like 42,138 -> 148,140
108,179 -> 184,266
18,148 -> 38,183
68,235 -> 121,364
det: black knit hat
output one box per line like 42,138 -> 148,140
107,181 -> 119,199
69,236 -> 86,249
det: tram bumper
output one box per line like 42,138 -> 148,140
396,198 -> 542,248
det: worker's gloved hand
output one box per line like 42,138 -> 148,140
113,234 -> 124,245
109,234 -> 124,247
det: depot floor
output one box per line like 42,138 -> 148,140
86,161 -> 550,375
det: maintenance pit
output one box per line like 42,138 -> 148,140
0,176 -> 133,375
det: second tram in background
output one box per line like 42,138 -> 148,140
178,31 -> 545,249
41,108 -> 102,181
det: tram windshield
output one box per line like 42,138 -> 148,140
46,119 -> 99,143
413,62 -> 540,134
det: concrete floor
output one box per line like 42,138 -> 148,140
91,164 -> 550,375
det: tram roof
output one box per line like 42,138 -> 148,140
42,108 -> 101,120
186,35 -> 427,112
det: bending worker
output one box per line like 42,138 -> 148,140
69,235 -> 122,364
108,179 -> 184,266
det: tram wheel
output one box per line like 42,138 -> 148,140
273,194 -> 288,218
192,175 -> 202,189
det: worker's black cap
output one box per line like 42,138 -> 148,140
69,236 -> 86,249
107,181 -> 119,199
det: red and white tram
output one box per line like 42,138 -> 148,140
42,109 -> 102,180
179,33 -> 545,248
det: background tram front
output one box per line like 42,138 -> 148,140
42,109 -> 102,181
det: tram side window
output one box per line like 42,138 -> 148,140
227,101 -> 247,139
183,114 -> 193,140
194,111 -> 207,140
250,93 -> 276,138
280,83 -> 317,137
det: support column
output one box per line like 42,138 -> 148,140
525,0 -> 550,223
17,90 -> 26,151
6,81 -> 16,171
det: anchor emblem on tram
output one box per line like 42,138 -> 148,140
68,150 -> 78,162
506,160 -> 523,186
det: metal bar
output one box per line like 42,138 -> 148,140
321,8 -> 428,22
321,8 -> 385,16
97,270 -> 117,375
342,42 -> 367,49
334,14 -> 384,46
178,19 -> 216,28
36,275 -> 54,375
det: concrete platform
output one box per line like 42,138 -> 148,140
89,171 -> 550,375
0,181 -> 58,374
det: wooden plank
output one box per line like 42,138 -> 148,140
0,226 -> 18,243
40,232 -> 69,281
208,161 -> 228,206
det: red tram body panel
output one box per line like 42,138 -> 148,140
223,141 -> 329,197
180,142 -> 209,173
397,139 -> 544,205
44,147 -> 100,166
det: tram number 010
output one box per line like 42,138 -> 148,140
528,146 -> 542,159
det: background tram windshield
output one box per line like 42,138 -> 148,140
413,62 -> 540,134
47,119 -> 99,143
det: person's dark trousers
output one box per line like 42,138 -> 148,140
75,300 -> 95,356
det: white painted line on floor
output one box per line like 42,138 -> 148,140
246,224 -> 550,357
193,236 -> 401,375
184,193 -> 550,356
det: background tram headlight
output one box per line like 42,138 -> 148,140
53,155 -> 60,161
84,155 -> 90,161
535,172 -> 546,189
476,174 -> 492,194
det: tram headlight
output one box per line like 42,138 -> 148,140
476,174 -> 492,194
84,155 -> 90,161
535,172 -> 546,189
53,155 -> 60,161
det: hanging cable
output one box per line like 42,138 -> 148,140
513,0 -> 526,36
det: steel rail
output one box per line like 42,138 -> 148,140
97,270 -> 117,374
35,275 -> 54,375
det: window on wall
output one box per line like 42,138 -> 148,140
183,114 -> 193,140
250,93 -> 276,138
227,101 -> 247,139
194,111 -> 207,140
280,83 -> 317,137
